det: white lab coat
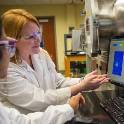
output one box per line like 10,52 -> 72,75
0,48 -> 80,113
0,102 -> 74,124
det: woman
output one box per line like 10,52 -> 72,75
0,18 -> 85,123
1,9 -> 109,113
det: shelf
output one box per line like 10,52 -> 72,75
64,54 -> 86,77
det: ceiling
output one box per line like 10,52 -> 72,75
0,0 -> 84,5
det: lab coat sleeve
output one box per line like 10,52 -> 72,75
0,104 -> 74,124
56,73 -> 80,88
0,76 -> 71,111
0,106 -> 10,124
42,49 -> 80,88
27,104 -> 74,124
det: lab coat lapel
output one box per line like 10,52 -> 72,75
31,54 -> 44,88
18,61 -> 40,87
31,52 -> 56,90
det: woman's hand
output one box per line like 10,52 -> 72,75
80,70 -> 110,91
70,70 -> 110,96
68,93 -> 85,112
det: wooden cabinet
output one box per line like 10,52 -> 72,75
64,55 -> 86,77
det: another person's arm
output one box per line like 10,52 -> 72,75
0,94 -> 84,124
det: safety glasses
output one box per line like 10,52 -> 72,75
0,40 -> 16,57
21,31 -> 41,43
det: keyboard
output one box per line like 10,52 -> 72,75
100,97 -> 124,124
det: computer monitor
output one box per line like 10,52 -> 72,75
108,37 -> 124,86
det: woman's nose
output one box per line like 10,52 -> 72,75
34,34 -> 41,43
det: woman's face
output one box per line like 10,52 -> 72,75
17,21 -> 41,56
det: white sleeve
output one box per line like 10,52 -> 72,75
0,106 -> 10,124
56,73 -> 80,88
27,104 -> 74,124
42,49 -> 80,88
0,77 -> 71,111
0,104 -> 74,124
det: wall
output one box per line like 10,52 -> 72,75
0,4 -> 84,71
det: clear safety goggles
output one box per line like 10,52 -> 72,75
21,31 -> 42,43
0,40 -> 16,57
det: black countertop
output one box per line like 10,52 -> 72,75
66,85 -> 124,124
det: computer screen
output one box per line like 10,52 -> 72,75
108,38 -> 124,86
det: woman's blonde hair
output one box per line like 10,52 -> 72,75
1,9 -> 40,64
